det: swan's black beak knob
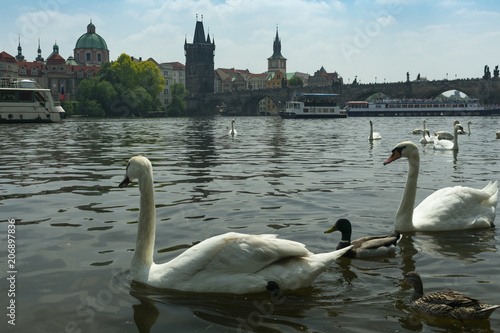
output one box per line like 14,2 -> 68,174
119,176 -> 131,188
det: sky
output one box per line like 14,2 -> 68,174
1,0 -> 500,84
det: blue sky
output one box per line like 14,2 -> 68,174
1,0 -> 500,83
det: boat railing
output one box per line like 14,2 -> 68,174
0,78 -> 42,89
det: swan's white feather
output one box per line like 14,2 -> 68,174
432,137 -> 454,150
120,156 -> 351,294
413,182 -> 498,231
143,232 -> 350,293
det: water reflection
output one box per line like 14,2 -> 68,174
129,281 -> 323,333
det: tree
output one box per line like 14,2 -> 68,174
289,75 -> 304,87
167,83 -> 188,116
75,53 -> 165,117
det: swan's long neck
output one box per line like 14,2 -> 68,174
453,127 -> 459,150
395,152 -> 419,231
422,121 -> 426,139
132,170 -> 156,270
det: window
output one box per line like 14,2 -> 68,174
86,53 -> 91,61
18,91 -> 33,102
97,53 -> 101,62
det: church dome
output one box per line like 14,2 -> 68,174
74,21 -> 108,50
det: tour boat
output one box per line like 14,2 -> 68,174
0,78 -> 66,123
280,93 -> 347,119
344,98 -> 500,117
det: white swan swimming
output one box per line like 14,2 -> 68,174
463,120 -> 471,135
434,120 -> 460,140
433,123 -> 461,151
229,118 -> 237,136
369,121 -> 381,141
383,141 -> 498,232
119,155 -> 351,294
419,120 -> 432,144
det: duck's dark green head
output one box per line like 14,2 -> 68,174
324,219 -> 352,240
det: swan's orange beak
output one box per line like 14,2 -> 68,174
383,150 -> 401,165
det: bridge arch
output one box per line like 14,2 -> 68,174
188,79 -> 500,115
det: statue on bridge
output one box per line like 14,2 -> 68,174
483,65 -> 491,80
494,65 -> 499,79
406,72 -> 410,82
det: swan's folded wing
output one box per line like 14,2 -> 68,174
163,232 -> 310,276
413,183 -> 497,230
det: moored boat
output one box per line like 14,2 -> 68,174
344,98 -> 500,117
0,78 -> 65,123
280,93 -> 346,119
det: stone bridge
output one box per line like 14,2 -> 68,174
186,78 -> 500,116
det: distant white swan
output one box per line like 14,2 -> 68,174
419,120 -> 432,144
369,120 -> 381,141
383,141 -> 498,231
464,120 -> 471,135
229,118 -> 237,136
433,123 -> 461,151
434,120 -> 460,140
119,156 -> 351,294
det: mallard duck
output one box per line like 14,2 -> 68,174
324,218 -> 400,258
398,271 -> 500,320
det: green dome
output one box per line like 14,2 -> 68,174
74,22 -> 108,50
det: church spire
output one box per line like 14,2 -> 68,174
16,35 -> 25,61
272,26 -> 283,58
35,38 -> 44,62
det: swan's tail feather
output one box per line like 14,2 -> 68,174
483,180 -> 498,207
313,245 -> 353,264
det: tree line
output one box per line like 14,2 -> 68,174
64,53 -> 188,117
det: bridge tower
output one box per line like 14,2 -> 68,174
184,15 -> 215,97
267,26 -> 286,74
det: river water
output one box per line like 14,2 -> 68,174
1,116 -> 499,332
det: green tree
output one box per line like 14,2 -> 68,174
78,99 -> 105,117
167,83 -> 188,116
74,53 -> 165,117
289,76 -> 303,87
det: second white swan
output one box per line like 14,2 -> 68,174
383,141 -> 498,231
119,155 -> 351,294
369,120 -> 381,141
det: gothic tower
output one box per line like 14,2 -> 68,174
184,16 -> 215,96
267,27 -> 286,73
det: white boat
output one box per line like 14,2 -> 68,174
280,93 -> 347,119
344,98 -> 500,117
0,78 -> 66,123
